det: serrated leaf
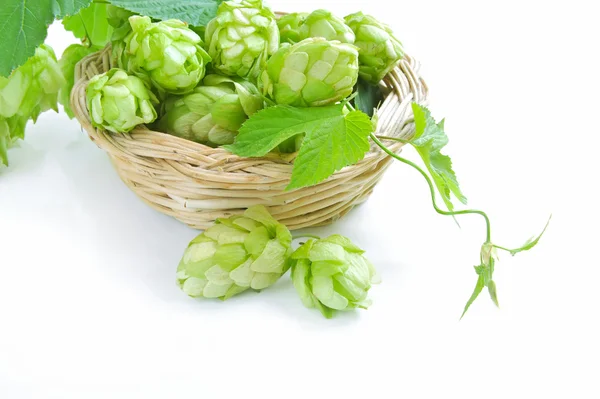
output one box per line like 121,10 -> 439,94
496,215 -> 552,256
109,0 -> 222,26
225,105 -> 373,190
410,103 -> 467,211
0,0 -> 92,77
354,78 -> 384,117
62,3 -> 113,47
460,273 -> 485,319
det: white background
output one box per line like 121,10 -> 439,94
1,1 -> 599,398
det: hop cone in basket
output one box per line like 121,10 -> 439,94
277,12 -> 308,44
177,206 -> 293,300
344,12 -> 404,84
157,74 -> 263,146
260,37 -> 359,107
291,235 -> 378,318
205,0 -> 279,81
298,9 -> 355,44
86,68 -> 158,133
124,16 -> 211,94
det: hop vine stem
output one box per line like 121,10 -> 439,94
292,234 -> 321,241
371,133 -> 492,243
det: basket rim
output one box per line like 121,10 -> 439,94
71,44 -> 428,169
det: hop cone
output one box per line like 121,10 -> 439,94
157,74 -> 263,146
177,206 -> 293,299
0,45 -> 65,165
205,0 -> 279,81
0,45 -> 65,122
125,16 -> 211,94
260,37 -> 359,107
86,68 -> 158,133
291,235 -> 378,318
344,12 -> 404,83
277,12 -> 308,44
298,10 -> 355,44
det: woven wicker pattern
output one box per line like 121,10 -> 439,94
71,45 -> 428,230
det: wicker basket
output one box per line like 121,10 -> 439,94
71,45 -> 428,230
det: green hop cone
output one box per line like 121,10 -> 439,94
177,205 -> 293,299
298,9 -> 355,44
260,37 -> 359,107
205,0 -> 279,81
59,44 -> 102,119
157,74 -> 263,146
291,235 -> 378,318
86,68 -> 158,133
0,44 -> 65,165
0,44 -> 65,122
125,16 -> 211,94
344,12 -> 404,83
277,12 -> 308,44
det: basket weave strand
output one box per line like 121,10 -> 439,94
71,45 -> 428,230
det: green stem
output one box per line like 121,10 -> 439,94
375,135 -> 411,144
292,234 -> 321,241
79,14 -> 94,48
370,133 -> 492,243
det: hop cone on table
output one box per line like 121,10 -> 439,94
124,16 -> 211,94
177,206 -> 293,300
205,0 -> 279,81
86,68 -> 158,133
157,74 -> 263,146
260,37 -> 359,107
277,12 -> 308,44
291,235 -> 378,318
298,9 -> 355,44
344,12 -> 404,83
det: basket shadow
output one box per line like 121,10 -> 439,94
54,127 -> 200,302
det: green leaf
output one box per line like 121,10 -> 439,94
108,0 -> 222,27
0,0 -> 92,77
410,103 -> 467,211
225,105 -> 373,190
494,215 -> 552,256
460,273 -> 485,319
354,78 -> 384,117
62,3 -> 114,47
